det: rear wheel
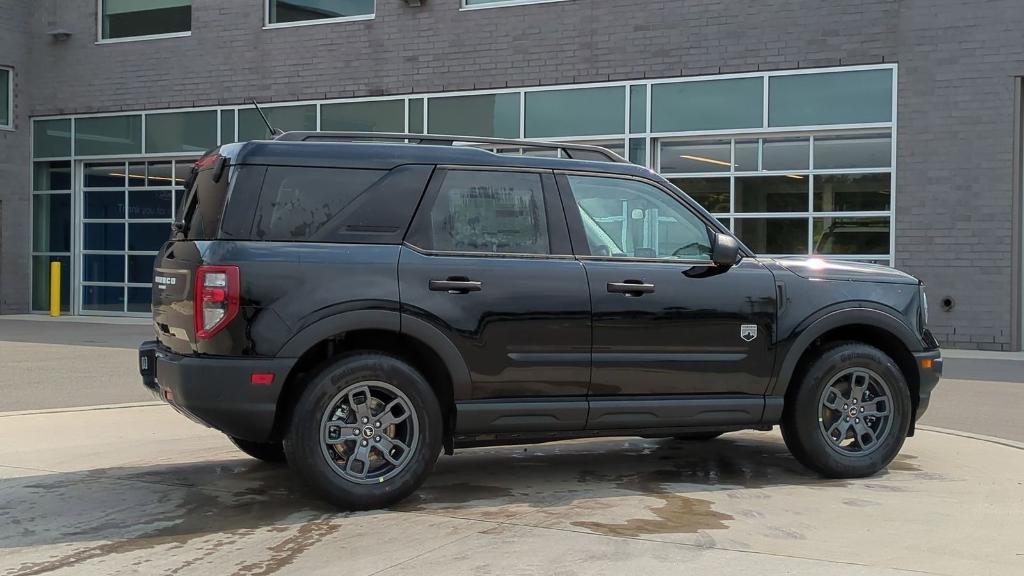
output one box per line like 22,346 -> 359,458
781,343 -> 911,478
284,352 -> 442,510
229,436 -> 286,463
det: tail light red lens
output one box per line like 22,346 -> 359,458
195,265 -> 240,340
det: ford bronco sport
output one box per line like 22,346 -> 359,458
139,132 -> 942,509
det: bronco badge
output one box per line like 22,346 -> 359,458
740,324 -> 757,342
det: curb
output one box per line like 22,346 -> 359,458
916,425 -> 1024,450
0,401 -> 163,418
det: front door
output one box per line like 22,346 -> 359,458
399,168 -> 591,430
557,173 -> 777,403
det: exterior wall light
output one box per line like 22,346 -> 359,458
47,29 -> 72,41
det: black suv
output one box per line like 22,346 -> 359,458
139,132 -> 942,509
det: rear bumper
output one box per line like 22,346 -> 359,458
913,349 -> 943,422
139,340 -> 296,442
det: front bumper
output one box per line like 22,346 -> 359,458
139,340 -> 296,442
912,349 -> 943,422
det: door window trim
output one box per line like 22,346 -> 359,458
554,170 -> 744,263
403,166 -> 574,258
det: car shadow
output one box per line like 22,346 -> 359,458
1,433 -> 919,556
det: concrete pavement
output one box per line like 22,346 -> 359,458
1,404 -> 1022,576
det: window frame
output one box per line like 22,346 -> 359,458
404,166 -> 572,258
461,0 -> 569,10
0,66 -> 12,131
96,0 -> 193,44
555,170 -> 735,265
264,0 -> 376,29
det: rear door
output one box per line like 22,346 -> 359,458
399,168 -> 591,430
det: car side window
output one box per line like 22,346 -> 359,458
417,170 -> 550,255
565,175 -> 712,260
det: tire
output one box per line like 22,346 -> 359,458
229,436 -> 287,463
673,432 -> 724,441
781,342 -> 911,478
283,352 -> 443,510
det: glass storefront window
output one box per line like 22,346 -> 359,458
267,0 -> 374,25
525,86 -> 624,138
428,93 -> 519,138
735,175 -> 808,213
82,254 -> 125,283
33,162 -> 71,191
75,116 -> 142,156
145,111 -> 217,154
32,194 -> 71,252
408,98 -> 424,134
628,138 -> 646,165
238,105 -> 317,141
813,174 -> 891,212
629,85 -> 647,134
671,177 -> 730,214
101,0 -> 192,40
814,134 -> 892,169
220,110 -> 236,144
33,119 -> 71,158
762,138 -> 809,171
660,140 -> 731,173
813,217 -> 890,255
652,77 -> 763,133
734,140 -> 759,172
321,100 -> 404,132
769,69 -> 893,127
734,218 -> 808,254
0,67 -> 10,128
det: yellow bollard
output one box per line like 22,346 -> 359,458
49,260 -> 61,317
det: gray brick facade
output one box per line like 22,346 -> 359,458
3,0 -> 1023,349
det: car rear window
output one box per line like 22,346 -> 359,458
253,166 -> 387,241
178,166 -> 230,240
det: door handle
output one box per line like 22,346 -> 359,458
607,280 -> 655,296
429,278 -> 482,294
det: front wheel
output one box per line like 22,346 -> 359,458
284,352 -> 442,510
781,343 -> 911,478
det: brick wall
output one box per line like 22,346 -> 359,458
7,0 -> 1024,349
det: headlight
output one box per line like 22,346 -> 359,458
920,285 -> 929,327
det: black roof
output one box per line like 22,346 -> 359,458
226,140 -> 655,179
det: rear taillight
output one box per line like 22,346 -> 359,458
195,265 -> 240,340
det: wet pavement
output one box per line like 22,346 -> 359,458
1,404 -> 1021,575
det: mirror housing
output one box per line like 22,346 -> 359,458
712,232 -> 741,268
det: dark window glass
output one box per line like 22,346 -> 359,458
127,162 -> 147,187
567,175 -> 711,260
180,168 -> 230,240
32,194 -> 72,252
129,223 -> 171,252
220,110 -> 236,144
408,98 -> 424,134
129,189 -> 174,220
269,0 -> 374,24
145,110 -> 217,153
33,162 -> 72,191
237,105 -> 316,141
813,174 -> 891,212
254,166 -> 386,241
321,100 -> 404,132
734,218 -> 808,254
813,135 -> 892,169
33,119 -> 72,158
769,69 -> 893,127
428,94 -> 520,139
127,287 -> 153,313
735,176 -> 808,213
75,116 -> 142,156
83,254 -> 125,283
84,223 -> 125,251
734,140 -> 759,172
82,285 -> 125,312
629,85 -> 647,134
128,254 -> 156,284
671,178 -> 730,214
1,68 -> 10,127
762,138 -> 809,171
101,0 -> 192,40
422,171 -> 549,255
84,163 -> 125,188
525,87 -> 625,138
31,256 -> 70,312
813,217 -> 890,255
652,77 -> 763,132
660,140 -> 731,173
628,138 -> 646,165
84,191 -> 125,219
147,162 -> 174,186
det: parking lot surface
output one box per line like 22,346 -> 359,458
1,404 -> 1022,576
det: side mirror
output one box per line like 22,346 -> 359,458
712,232 -> 741,268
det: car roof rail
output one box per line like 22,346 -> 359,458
273,131 -> 629,164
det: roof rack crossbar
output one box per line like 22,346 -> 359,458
272,131 -> 628,163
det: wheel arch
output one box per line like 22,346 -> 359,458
771,308 -> 923,433
271,310 -> 471,447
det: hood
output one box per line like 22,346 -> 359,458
772,257 -> 919,285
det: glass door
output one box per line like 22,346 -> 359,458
77,159 -> 193,315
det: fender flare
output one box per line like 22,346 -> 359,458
769,306 -> 923,397
276,309 -> 472,402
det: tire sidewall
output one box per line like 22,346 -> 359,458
284,353 -> 442,509
786,344 -> 912,477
